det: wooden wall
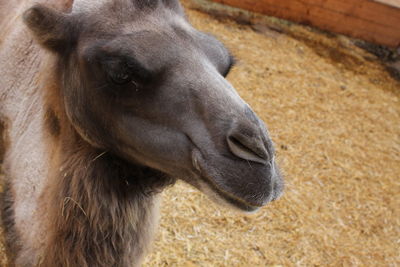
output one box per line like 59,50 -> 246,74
210,0 -> 400,48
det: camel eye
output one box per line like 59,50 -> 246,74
99,54 -> 152,87
104,60 -> 133,85
109,71 -> 132,85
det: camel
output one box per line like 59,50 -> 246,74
0,0 -> 284,266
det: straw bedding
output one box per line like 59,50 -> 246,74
1,0 -> 399,266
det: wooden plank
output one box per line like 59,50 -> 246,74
210,0 -> 400,47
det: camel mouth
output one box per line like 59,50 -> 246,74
190,149 -> 282,211
197,174 -> 262,212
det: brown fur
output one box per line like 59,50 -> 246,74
0,61 -> 171,267
44,108 -> 61,137
0,1 -> 175,265
0,120 -> 5,163
40,132 -> 172,266
36,62 -> 174,266
2,54 -> 174,266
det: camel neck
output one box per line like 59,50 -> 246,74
39,135 -> 171,266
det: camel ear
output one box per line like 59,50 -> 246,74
23,4 -> 75,53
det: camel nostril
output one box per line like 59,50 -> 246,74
227,135 -> 268,164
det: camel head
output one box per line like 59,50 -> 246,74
23,0 -> 283,212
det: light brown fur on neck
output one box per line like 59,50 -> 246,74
0,1 -> 171,266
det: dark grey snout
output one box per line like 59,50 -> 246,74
219,109 -> 283,207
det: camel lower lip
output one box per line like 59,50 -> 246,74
219,192 -> 261,212
198,174 -> 262,212
191,149 -> 267,211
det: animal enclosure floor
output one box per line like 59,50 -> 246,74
143,1 -> 400,266
1,0 -> 400,266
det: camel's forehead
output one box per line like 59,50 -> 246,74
74,0 -> 189,36
73,0 -> 231,77
121,11 -> 194,37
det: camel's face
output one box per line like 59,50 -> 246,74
24,0 -> 283,212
